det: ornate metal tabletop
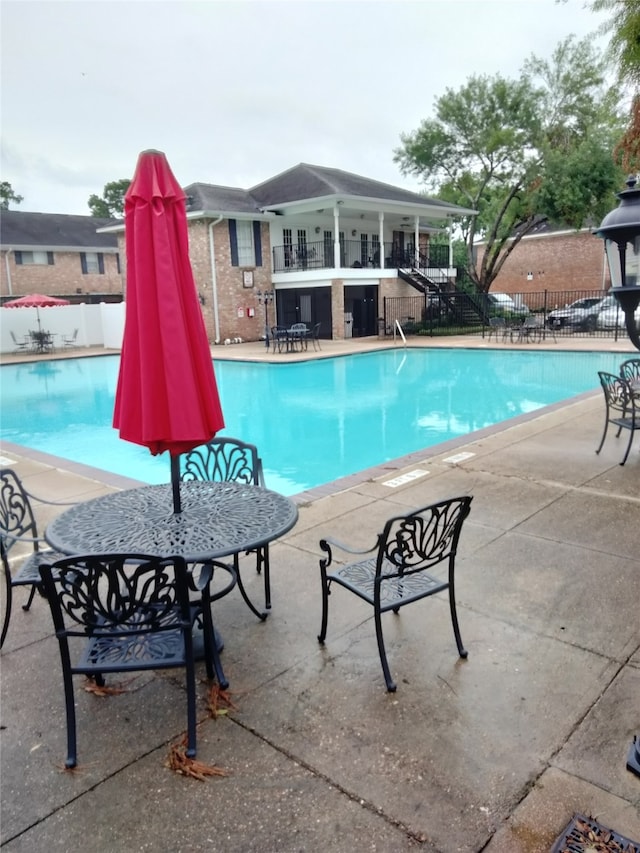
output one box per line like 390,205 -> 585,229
46,481 -> 299,562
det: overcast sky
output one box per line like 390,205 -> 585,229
1,0 -> 610,216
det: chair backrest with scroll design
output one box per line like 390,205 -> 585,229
180,436 -> 264,486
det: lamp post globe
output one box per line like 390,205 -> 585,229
594,175 -> 640,351
595,176 -> 640,778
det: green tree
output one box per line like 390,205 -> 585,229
87,179 -> 131,218
0,181 -> 24,210
590,0 -> 640,172
394,36 -> 625,292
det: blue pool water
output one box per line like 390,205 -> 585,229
0,349 -> 624,495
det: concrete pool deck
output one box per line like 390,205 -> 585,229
1,333 -> 639,852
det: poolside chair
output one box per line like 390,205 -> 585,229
0,467 -> 76,648
9,331 -> 29,353
62,328 -> 78,348
486,317 -> 508,343
180,437 -> 271,618
38,553 -> 218,768
309,322 -> 322,351
620,357 -> 640,389
595,371 -> 640,466
318,496 -> 473,692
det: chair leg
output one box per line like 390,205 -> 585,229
59,644 -> 78,768
234,554 -> 268,620
620,428 -> 634,465
595,417 -> 609,455
199,591 -> 229,689
1,562 -> 12,649
22,583 -> 37,612
183,633 -> 198,758
317,563 -> 330,644
374,606 -> 396,692
448,586 -> 468,659
261,546 -> 271,611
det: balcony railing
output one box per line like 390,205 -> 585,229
272,241 -> 452,274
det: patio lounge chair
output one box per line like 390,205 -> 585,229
38,552 -> 218,768
596,371 -> 640,465
318,495 -> 473,692
0,467 -> 75,648
9,331 -> 29,353
180,437 -> 271,617
62,328 -> 78,348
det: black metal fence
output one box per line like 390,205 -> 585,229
382,289 -> 631,341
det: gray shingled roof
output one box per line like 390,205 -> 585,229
249,163 -> 464,210
183,183 -> 262,215
183,163 -> 471,215
0,211 -> 118,249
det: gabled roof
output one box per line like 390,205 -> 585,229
0,211 -> 119,250
249,163 -> 464,212
183,183 -> 262,215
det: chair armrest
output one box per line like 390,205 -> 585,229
20,487 -> 78,507
319,536 -> 379,570
187,561 -> 213,592
2,531 -> 49,547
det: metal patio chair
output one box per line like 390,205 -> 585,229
486,317 -> 508,342
0,467 -> 76,648
308,322 -> 322,351
62,328 -> 79,348
180,437 -> 271,618
9,331 -> 29,353
38,553 -> 219,768
620,357 -> 640,386
595,371 -> 640,465
318,496 -> 473,692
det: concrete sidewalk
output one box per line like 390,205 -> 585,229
1,338 -> 639,852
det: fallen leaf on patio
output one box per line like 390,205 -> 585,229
83,677 -> 133,697
166,738 -> 228,781
205,683 -> 238,718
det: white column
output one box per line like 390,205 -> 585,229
378,211 -> 384,268
334,205 -> 341,268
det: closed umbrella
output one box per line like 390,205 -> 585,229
113,150 -> 224,512
3,293 -> 71,333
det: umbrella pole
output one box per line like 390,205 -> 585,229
36,307 -> 42,333
170,455 -> 182,514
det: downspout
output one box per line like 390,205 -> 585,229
4,248 -> 13,296
208,216 -> 223,343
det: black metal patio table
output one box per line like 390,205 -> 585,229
46,480 -> 299,563
45,480 -> 299,679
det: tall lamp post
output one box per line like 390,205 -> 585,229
257,289 -> 274,350
594,175 -> 640,778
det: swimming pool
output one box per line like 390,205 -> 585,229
1,349 -> 624,495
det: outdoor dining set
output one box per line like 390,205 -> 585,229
269,322 -> 321,353
10,328 -> 78,354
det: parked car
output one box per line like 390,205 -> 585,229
596,297 -> 640,330
546,295 -> 610,331
488,293 -> 529,315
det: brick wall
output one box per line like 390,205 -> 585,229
476,230 -> 610,296
0,250 -> 123,298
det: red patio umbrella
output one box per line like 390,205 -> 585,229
113,150 -> 224,512
3,293 -> 71,332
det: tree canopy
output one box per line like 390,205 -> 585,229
394,36 -> 626,292
0,181 -> 24,210
87,179 -> 131,218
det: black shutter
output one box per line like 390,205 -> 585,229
229,220 -> 238,266
14,251 -> 23,265
116,253 -> 121,274
253,221 -> 262,266
98,253 -> 104,274
80,253 -> 88,274
47,252 -> 54,265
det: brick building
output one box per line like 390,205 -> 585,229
475,222 -> 610,299
2,164 -> 473,342
0,211 -> 123,302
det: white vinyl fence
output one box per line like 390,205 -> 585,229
0,302 -> 125,354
